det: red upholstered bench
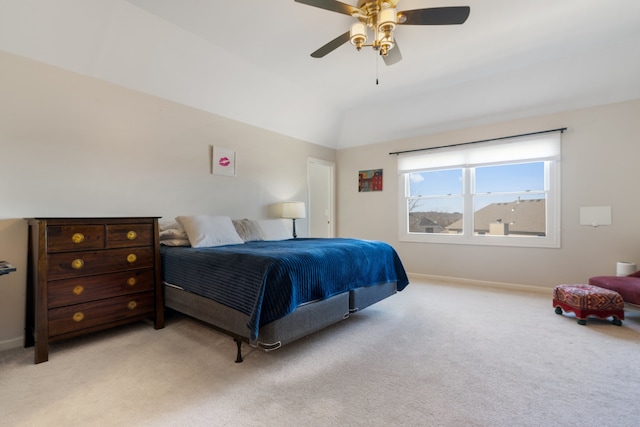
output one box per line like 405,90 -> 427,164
589,273 -> 640,306
553,284 -> 624,326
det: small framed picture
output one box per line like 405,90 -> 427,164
211,146 -> 236,176
359,169 -> 383,192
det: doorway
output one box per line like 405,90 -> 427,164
308,158 -> 335,238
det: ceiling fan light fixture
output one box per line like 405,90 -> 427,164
349,22 -> 367,50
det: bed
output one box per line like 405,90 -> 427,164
159,217 -> 409,362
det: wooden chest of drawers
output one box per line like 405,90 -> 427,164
25,217 -> 164,363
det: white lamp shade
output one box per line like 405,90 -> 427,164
281,201 -> 306,219
378,31 -> 394,49
350,22 -> 367,45
378,7 -> 397,31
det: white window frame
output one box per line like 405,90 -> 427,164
397,132 -> 561,248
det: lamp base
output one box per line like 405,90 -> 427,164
292,218 -> 297,239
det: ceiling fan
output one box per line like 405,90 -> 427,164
294,0 -> 470,65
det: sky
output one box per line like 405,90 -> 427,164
409,162 -> 545,212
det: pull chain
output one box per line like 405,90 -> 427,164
376,51 -> 380,85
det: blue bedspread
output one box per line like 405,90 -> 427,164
160,238 -> 409,342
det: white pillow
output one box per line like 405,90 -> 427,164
256,219 -> 292,241
175,215 -> 245,248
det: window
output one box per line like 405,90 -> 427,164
398,132 -> 561,248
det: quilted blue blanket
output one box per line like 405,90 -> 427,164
161,238 -> 409,342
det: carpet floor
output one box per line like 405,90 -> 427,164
1,277 -> 639,426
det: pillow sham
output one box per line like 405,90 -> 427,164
159,219 -> 181,232
232,219 -> 264,242
160,238 -> 191,247
159,228 -> 188,240
175,215 -> 245,248
256,219 -> 292,241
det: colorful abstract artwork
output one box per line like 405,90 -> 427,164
359,169 -> 383,192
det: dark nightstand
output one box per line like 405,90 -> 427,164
0,260 -> 16,275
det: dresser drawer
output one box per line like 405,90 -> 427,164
48,292 -> 155,337
47,225 -> 105,253
47,247 -> 155,280
106,223 -> 154,248
48,268 -> 155,308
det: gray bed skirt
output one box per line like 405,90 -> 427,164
164,281 -> 398,352
350,281 -> 397,312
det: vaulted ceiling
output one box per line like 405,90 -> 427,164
1,0 -> 639,149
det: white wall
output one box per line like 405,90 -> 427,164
337,99 -> 640,288
0,51 -> 335,349
0,220 -> 28,350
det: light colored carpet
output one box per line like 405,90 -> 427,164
1,278 -> 639,427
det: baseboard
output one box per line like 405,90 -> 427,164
407,272 -> 553,295
0,336 -> 24,352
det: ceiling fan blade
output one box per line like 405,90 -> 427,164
294,0 -> 360,16
311,31 -> 351,58
399,6 -> 470,26
383,43 -> 402,66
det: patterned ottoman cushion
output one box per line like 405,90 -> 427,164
553,284 -> 624,310
553,284 -> 624,325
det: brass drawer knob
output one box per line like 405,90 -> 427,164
127,230 -> 137,240
126,253 -> 137,263
128,301 -> 137,310
127,277 -> 137,286
73,312 -> 84,322
71,259 -> 85,269
73,285 -> 84,296
72,233 -> 85,244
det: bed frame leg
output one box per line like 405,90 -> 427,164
234,336 -> 243,363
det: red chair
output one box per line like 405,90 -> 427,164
589,271 -> 640,306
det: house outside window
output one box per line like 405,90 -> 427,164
398,131 -> 562,248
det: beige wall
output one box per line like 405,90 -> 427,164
0,220 -> 28,351
0,51 -> 335,349
337,99 -> 640,288
3,48 -> 639,349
